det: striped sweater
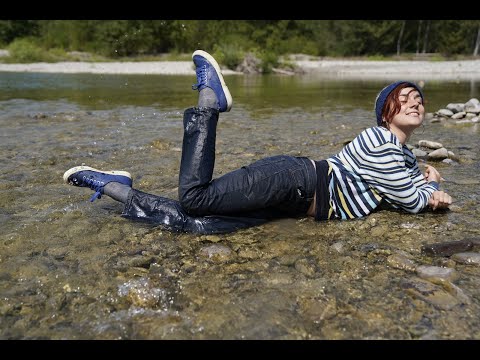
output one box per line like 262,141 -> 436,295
325,126 -> 439,219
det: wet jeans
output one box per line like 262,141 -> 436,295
122,107 -> 317,234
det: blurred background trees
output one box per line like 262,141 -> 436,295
1,20 -> 478,69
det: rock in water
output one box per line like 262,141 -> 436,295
421,240 -> 474,257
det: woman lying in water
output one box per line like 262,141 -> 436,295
63,50 -> 452,234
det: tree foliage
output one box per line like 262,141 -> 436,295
1,20 -> 479,58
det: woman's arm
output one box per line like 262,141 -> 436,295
341,140 -> 435,213
423,164 -> 453,210
334,128 -> 450,214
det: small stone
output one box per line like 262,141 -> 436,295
451,252 -> 480,266
412,148 -> 428,157
198,244 -> 234,263
118,277 -> 165,308
401,278 -> 459,310
446,103 -> 465,113
416,265 -> 459,283
418,140 -> 443,149
464,105 -> 480,114
331,241 -> 345,253
442,282 -> 471,305
465,98 -> 479,107
204,235 -> 222,243
436,109 -> 454,117
455,119 -> 474,124
427,148 -> 448,160
387,253 -> 416,272
451,112 -> 466,119
421,240 -> 473,257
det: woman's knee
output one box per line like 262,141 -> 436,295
179,189 -> 209,215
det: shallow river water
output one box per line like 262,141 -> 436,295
1,72 -> 479,339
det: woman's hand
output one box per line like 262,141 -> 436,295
423,164 -> 451,210
428,190 -> 452,210
423,164 -> 442,183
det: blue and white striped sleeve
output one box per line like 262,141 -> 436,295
405,147 -> 440,192
341,128 -> 437,213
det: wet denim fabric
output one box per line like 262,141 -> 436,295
122,107 -> 316,234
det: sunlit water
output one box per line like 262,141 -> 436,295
1,72 -> 479,339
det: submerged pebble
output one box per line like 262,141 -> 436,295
421,240 -> 475,257
451,252 -> 480,266
117,277 -> 166,308
401,278 -> 460,310
387,253 -> 417,272
416,265 -> 458,283
198,244 -> 234,263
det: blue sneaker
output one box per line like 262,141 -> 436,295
192,50 -> 233,112
63,166 -> 132,202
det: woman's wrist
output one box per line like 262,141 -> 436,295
428,181 -> 439,190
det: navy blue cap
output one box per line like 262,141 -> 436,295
374,81 -> 424,126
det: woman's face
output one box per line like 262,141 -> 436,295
389,87 -> 425,132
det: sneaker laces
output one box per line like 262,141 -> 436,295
82,176 -> 105,202
192,64 -> 207,91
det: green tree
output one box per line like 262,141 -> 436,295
37,20 -> 95,51
435,20 -> 480,56
0,20 -> 39,46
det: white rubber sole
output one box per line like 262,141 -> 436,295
63,165 -> 132,184
192,49 -> 233,112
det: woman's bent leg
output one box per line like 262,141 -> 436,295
178,106 -> 219,210
181,155 -> 316,216
177,109 -> 316,217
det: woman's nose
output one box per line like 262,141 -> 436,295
408,97 -> 421,107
